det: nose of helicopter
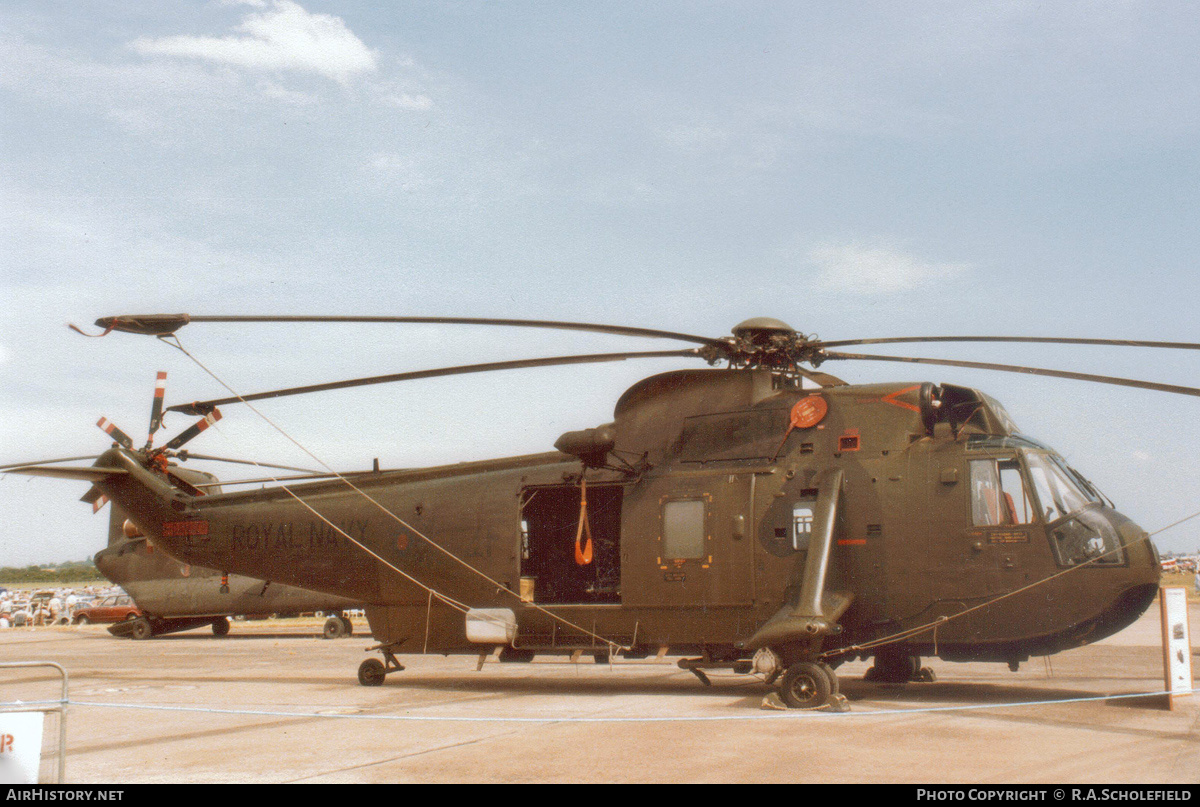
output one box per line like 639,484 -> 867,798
1107,507 -> 1162,581
1064,506 -> 1162,645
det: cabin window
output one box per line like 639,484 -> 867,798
970,459 -> 1034,526
662,499 -> 706,559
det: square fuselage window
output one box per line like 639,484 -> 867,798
663,499 -> 706,559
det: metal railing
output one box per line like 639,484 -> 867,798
0,661 -> 67,784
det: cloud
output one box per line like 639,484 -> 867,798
382,92 -> 434,111
256,79 -> 318,105
129,0 -> 376,83
808,242 -> 969,294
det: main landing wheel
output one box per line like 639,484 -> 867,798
130,617 -> 153,641
778,661 -> 832,709
323,616 -> 347,640
865,650 -> 921,684
818,661 -> 840,695
358,658 -> 386,687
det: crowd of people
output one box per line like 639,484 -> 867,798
0,585 -> 117,628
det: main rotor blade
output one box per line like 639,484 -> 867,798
92,314 -> 727,347
0,455 -> 102,471
174,452 -> 324,475
4,465 -> 129,481
817,335 -> 1200,350
822,350 -> 1200,397
192,470 -> 386,488
167,349 -> 702,415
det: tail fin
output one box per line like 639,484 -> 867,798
107,498 -> 131,548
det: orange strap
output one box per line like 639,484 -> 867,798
575,477 -> 594,565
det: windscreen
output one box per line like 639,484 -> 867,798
1024,452 -> 1100,523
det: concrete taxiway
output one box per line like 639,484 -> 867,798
1,605 -> 1197,784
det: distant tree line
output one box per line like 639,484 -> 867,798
0,560 -> 102,585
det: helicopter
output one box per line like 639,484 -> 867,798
7,313 -> 1189,710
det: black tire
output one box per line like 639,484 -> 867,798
211,617 -> 230,637
358,658 -> 385,687
75,614 -> 90,625
498,647 -> 535,663
130,617 -> 153,641
868,650 -> 921,683
322,616 -> 345,640
819,661 -> 840,695
778,662 -> 832,709
339,616 -> 353,637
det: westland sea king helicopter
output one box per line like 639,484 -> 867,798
8,313 -> 1190,710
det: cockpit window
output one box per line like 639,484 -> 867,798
966,434 -> 1052,452
970,458 -> 1035,526
1049,508 -> 1125,566
1025,453 -> 1094,523
1047,454 -> 1105,504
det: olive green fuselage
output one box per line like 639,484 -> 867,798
99,369 -> 1160,665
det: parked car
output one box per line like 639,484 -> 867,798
73,594 -> 141,624
9,600 -> 32,626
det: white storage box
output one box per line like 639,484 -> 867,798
464,608 -> 518,644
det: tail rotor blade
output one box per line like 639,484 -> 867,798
146,371 -> 167,449
97,417 -> 134,449
162,410 -> 222,452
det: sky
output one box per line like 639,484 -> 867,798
3,0 -> 1200,567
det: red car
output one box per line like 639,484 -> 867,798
73,594 -> 142,624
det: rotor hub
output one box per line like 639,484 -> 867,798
698,318 -> 824,371
731,317 -> 797,344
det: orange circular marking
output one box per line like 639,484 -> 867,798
790,395 -> 828,429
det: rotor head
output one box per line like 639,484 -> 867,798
706,318 -> 820,371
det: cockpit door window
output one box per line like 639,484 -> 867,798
970,458 -> 1034,526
